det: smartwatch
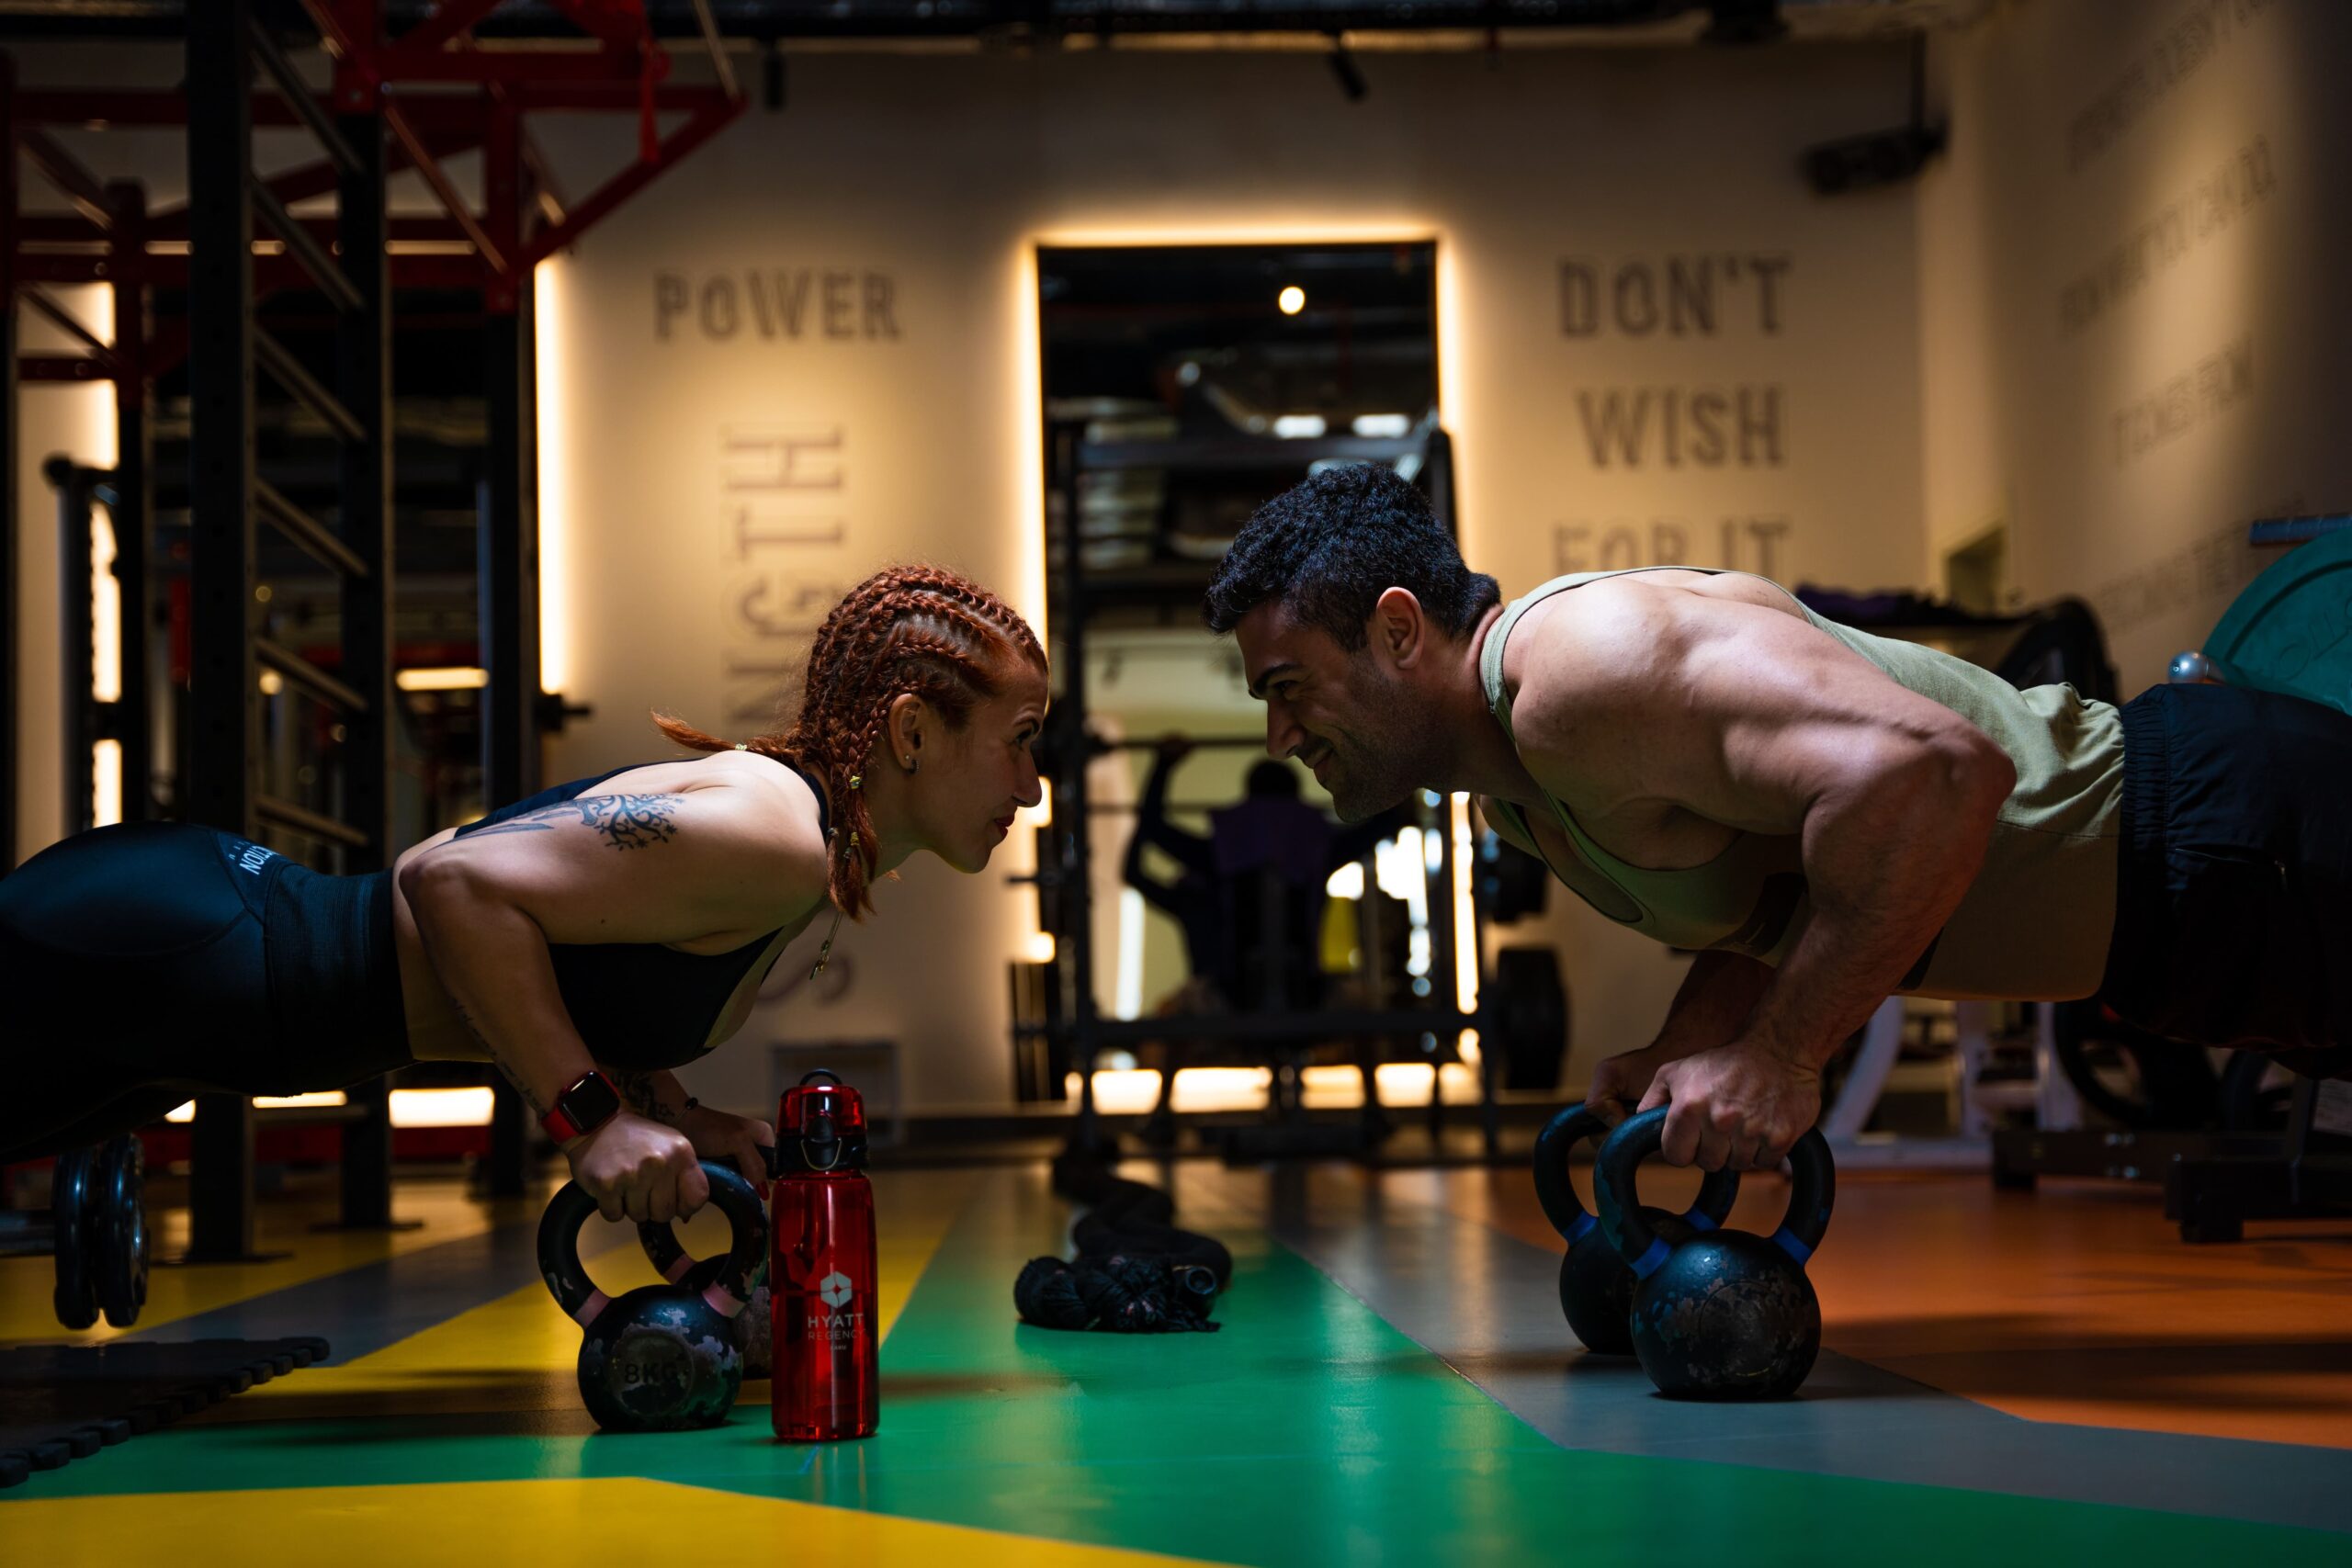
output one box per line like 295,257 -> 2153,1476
542,1069 -> 623,1144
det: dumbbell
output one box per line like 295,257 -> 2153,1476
46,1136 -> 149,1331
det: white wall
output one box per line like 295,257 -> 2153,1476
536,41 -> 1925,1111
1921,0 -> 2352,688
10,288 -> 118,863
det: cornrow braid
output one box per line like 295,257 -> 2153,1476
650,564 -> 1046,918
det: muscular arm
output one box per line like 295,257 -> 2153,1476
1512,581 -> 2014,1072
1650,949 -> 1776,1057
398,784 -> 824,1115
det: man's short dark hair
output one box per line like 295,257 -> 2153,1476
1203,464 -> 1500,650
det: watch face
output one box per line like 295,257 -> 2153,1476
563,1072 -> 623,1133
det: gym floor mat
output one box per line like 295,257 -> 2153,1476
1,1336 -> 330,1488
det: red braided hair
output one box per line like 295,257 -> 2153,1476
652,565 -> 1046,917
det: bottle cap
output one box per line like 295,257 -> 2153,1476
775,1070 -> 869,1173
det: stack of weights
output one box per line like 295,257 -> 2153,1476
1015,1165 -> 1232,1334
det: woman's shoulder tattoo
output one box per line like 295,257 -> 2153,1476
467,793 -> 682,851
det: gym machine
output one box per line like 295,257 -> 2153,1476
1990,515 -> 2352,1240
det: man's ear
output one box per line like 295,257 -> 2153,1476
1371,587 -> 1429,670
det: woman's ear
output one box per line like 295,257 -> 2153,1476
885,693 -> 927,770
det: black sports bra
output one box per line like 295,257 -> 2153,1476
453,751 -> 830,1072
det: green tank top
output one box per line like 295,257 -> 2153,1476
1479,570 -> 2124,1000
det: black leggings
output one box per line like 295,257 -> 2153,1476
0,823 -> 408,1164
2099,682 -> 2352,1066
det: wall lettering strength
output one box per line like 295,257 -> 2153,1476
721,424 -> 850,730
659,270 -> 901,344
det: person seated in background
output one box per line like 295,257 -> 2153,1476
1122,737 -> 1406,1136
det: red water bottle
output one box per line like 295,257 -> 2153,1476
771,1069 -> 879,1441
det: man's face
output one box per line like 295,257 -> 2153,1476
1234,601 -> 1439,821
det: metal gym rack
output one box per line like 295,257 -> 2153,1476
3,1 -> 741,1245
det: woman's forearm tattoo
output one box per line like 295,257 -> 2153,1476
614,1069 -> 680,1123
463,794 -> 682,851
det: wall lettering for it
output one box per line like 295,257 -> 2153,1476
2111,336 -> 2254,467
1553,516 -> 1792,579
2066,0 -> 2276,176
720,423 -> 850,731
2058,136 -> 2275,338
657,270 -> 901,343
1557,254 -> 1791,338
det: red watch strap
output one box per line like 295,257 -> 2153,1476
541,1070 -> 618,1144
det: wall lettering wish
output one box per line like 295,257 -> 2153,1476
658,270 -> 901,344
721,423 -> 851,731
1575,386 -> 1784,470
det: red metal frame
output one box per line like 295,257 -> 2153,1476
5,0 -> 743,389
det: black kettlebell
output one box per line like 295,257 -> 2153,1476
1532,1105 -> 1739,1356
539,1160 -> 768,1433
640,1146 -> 779,1380
1593,1106 -> 1836,1401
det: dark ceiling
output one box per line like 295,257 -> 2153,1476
0,0 -> 1966,45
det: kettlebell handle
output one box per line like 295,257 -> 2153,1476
1532,1104 -> 1739,1247
1592,1107 -> 1835,1280
539,1161 -> 767,1327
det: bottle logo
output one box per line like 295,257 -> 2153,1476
819,1271 -> 854,1310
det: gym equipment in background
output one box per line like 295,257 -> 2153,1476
1532,1105 -> 1740,1356
1594,1108 -> 1837,1401
538,1161 -> 766,1433
1992,514 -> 2352,1238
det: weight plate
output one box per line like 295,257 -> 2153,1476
93,1134 -> 149,1330
2203,527 -> 2352,716
50,1146 -> 97,1331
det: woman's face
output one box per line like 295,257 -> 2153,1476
912,659 -> 1048,874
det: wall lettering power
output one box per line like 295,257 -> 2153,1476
658,270 -> 901,343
